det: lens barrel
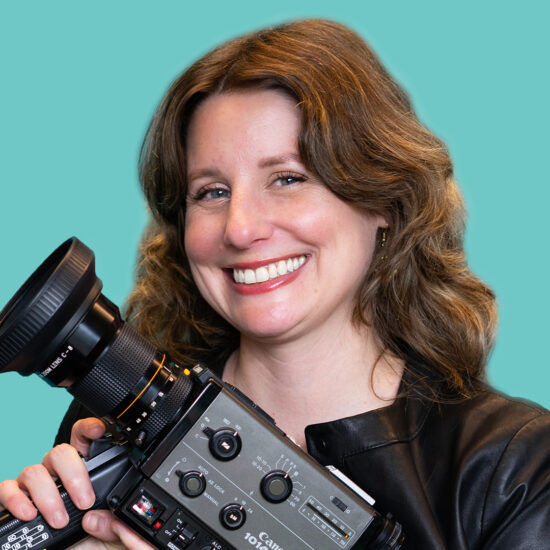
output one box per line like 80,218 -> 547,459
0,238 -> 101,379
0,237 -> 195,447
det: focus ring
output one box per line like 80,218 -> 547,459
71,323 -> 157,417
71,323 -> 194,444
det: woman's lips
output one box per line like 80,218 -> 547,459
224,255 -> 307,295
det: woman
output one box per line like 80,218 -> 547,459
2,19 -> 549,549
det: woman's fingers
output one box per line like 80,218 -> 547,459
82,510 -> 120,542
82,510 -> 156,549
111,520 -> 156,549
16,463 -> 70,528
0,440 -> 97,530
0,478 -> 36,520
70,418 -> 107,456
69,538 -> 119,549
42,443 -> 96,510
68,537 -> 126,549
3,443 -> 95,529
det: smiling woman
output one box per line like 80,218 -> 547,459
184,89 -> 386,340
129,20 -> 493,404
1,18 -> 550,550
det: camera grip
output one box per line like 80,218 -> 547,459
0,484 -> 91,550
0,444 -> 131,550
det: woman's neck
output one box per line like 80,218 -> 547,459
222,323 -> 403,449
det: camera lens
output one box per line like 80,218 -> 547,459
0,237 -> 196,447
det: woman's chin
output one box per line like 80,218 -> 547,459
239,323 -> 298,342
234,313 -> 305,343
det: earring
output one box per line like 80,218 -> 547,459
380,228 -> 388,260
380,228 -> 387,248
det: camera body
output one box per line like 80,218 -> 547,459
0,238 -> 404,549
108,364 -> 385,550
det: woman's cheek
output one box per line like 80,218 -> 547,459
184,213 -> 221,265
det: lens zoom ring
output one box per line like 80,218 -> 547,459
71,323 -> 156,417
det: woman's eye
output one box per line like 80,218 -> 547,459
192,187 -> 230,201
273,173 -> 306,187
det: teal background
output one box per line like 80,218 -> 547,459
1,1 -> 548,481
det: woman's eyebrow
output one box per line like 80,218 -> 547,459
188,154 -> 302,181
258,153 -> 301,168
187,167 -> 223,182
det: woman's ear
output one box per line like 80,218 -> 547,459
376,212 -> 390,231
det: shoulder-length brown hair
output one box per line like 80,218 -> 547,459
126,18 -> 497,400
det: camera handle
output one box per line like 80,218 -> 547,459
0,441 -> 131,550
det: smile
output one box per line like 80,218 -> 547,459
232,255 -> 306,284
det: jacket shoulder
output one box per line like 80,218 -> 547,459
439,388 -> 549,444
431,389 -> 550,548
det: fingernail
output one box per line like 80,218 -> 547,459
85,511 -> 99,531
52,510 -> 69,528
90,425 -> 105,437
78,491 -> 95,509
19,502 -> 36,518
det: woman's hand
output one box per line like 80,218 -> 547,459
72,509 -> 155,549
0,440 -> 96,528
69,416 -> 108,455
69,419 -> 154,548
0,417 -> 154,549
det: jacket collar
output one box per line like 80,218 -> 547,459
304,394 -> 433,466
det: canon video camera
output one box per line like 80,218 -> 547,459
0,238 -> 404,550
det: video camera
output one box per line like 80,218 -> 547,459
0,238 -> 404,549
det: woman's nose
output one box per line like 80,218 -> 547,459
223,191 -> 273,249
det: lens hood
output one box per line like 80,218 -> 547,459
0,237 -> 102,375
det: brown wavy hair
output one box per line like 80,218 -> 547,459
126,19 -> 497,400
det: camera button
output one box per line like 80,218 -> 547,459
177,470 -> 207,497
219,504 -> 246,530
260,470 -> 293,503
207,428 -> 242,461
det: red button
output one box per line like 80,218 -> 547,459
153,520 -> 163,530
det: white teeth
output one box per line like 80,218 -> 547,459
256,267 -> 269,283
244,269 -> 255,284
232,255 -> 306,285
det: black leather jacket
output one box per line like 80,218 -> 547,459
305,388 -> 550,549
57,387 -> 550,549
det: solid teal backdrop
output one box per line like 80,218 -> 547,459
1,1 -> 548,481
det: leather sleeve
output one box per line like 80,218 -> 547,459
479,412 -> 550,548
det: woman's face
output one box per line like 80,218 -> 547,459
184,88 -> 385,341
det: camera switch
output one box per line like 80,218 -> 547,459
174,525 -> 198,548
331,496 -> 348,512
